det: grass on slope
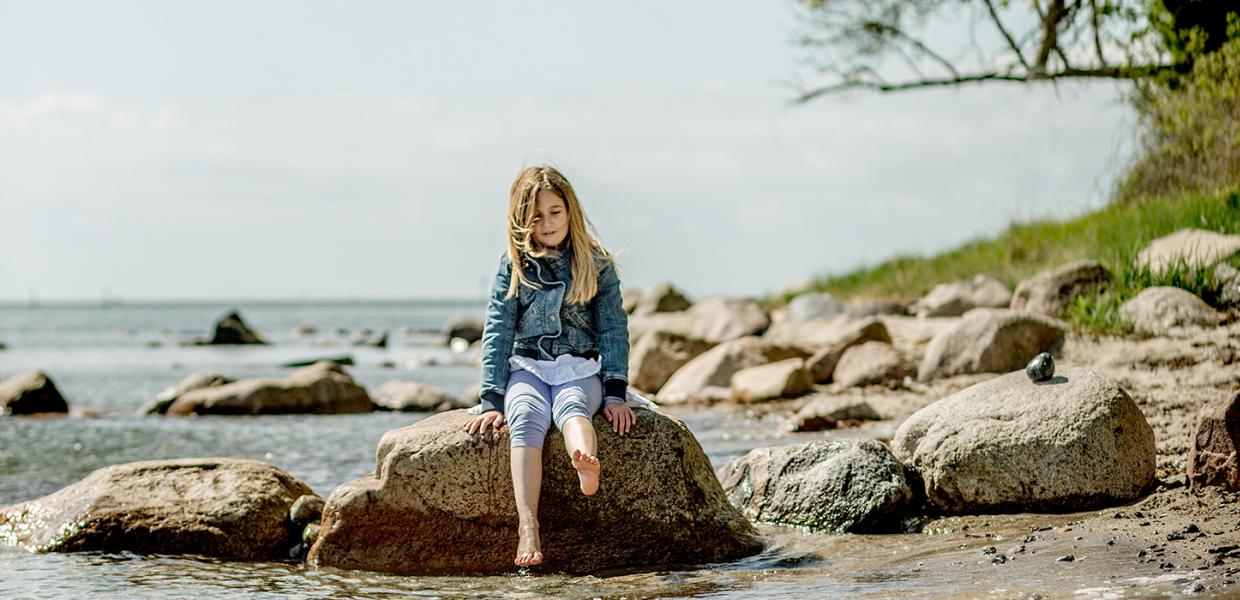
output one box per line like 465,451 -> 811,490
789,187 -> 1240,334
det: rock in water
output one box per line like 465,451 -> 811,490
371,380 -> 466,412
442,315 -> 484,345
893,366 -> 1155,513
208,310 -> 267,345
141,372 -> 234,415
307,410 -> 763,574
0,370 -> 69,415
718,439 -> 912,533
1188,389 -> 1240,491
1026,352 -> 1055,382
165,361 -> 372,415
0,458 -> 314,559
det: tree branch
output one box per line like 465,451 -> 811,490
982,0 -> 1030,70
1089,0 -> 1108,68
861,21 -> 960,78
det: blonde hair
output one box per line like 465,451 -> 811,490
506,166 -> 611,304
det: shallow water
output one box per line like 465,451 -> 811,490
0,301 -> 1231,598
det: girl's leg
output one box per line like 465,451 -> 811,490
504,370 -> 552,567
551,375 -> 604,495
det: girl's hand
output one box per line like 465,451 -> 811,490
464,410 -> 505,436
603,401 -> 636,436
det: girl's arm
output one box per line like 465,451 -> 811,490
592,258 -> 630,403
478,255 -> 518,413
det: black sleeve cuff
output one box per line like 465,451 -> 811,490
478,390 -> 505,414
603,378 -> 627,401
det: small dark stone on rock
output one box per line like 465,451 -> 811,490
1057,554 -> 1075,562
1025,352 -> 1055,382
1185,523 -> 1201,534
1160,562 -> 1176,570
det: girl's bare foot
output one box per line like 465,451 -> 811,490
515,521 -> 543,567
571,449 -> 600,496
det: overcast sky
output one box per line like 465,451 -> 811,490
0,0 -> 1134,302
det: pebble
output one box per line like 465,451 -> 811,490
1168,533 -> 1186,541
1057,554 -> 1075,562
991,554 -> 1008,565
982,546 -> 997,555
1184,523 -> 1201,534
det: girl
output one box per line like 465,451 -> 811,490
462,165 -> 636,568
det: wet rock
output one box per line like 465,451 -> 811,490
0,369 -> 69,415
281,355 -> 355,368
657,337 -> 806,404
832,341 -> 914,388
1119,286 -> 1222,336
799,318 -> 893,382
718,439 -> 912,534
1136,228 -> 1240,276
630,298 -> 769,344
302,522 -> 321,546
1010,260 -> 1114,318
372,380 -> 465,412
632,282 -> 692,316
912,274 -> 1012,318
142,372 -> 235,415
787,396 -> 882,432
207,310 -> 267,345
307,409 -> 763,574
628,330 -> 715,393
442,315 -> 484,345
917,309 -> 1068,382
1026,352 -> 1055,382
0,458 -> 313,559
290,494 -> 325,524
893,366 -> 1155,513
786,292 -> 845,322
1188,389 -> 1240,491
729,358 -> 812,403
165,361 -> 373,415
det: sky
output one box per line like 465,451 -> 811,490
0,0 -> 1135,302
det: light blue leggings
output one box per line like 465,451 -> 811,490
505,369 -> 603,449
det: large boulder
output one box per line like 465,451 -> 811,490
443,315 -> 484,345
142,372 -> 234,415
0,458 -> 314,559
631,282 -> 692,316
658,337 -> 807,404
372,380 -> 465,412
629,298 -> 769,344
0,370 -> 69,415
628,330 -> 715,393
718,439 -> 912,533
832,341 -> 914,388
1188,389 -> 1240,491
165,361 -> 373,415
729,358 -> 812,403
208,310 -> 266,345
1136,228 -> 1240,275
912,274 -> 1011,318
307,410 -> 763,574
1119,286 -> 1222,336
1010,260 -> 1114,317
786,292 -> 845,322
917,308 -> 1067,381
892,367 -> 1155,513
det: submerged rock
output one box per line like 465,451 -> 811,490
0,458 -> 314,559
917,309 -> 1067,381
371,380 -> 465,412
1119,286 -> 1221,336
1188,389 -> 1240,491
893,366 -> 1155,513
165,361 -> 372,415
0,369 -> 69,415
718,439 -> 911,533
307,409 -> 763,574
208,310 -> 267,345
142,372 -> 234,415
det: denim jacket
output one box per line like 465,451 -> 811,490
478,250 -> 630,414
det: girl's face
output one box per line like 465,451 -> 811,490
533,189 -> 569,249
